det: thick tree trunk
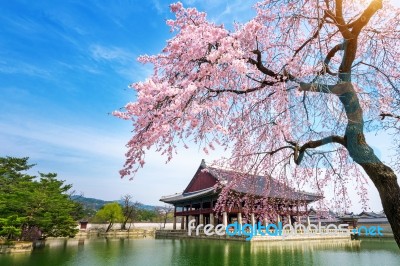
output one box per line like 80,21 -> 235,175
300,82 -> 400,248
339,83 -> 400,248
299,0 -> 396,244
360,162 -> 400,247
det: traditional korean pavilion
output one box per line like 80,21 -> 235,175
160,160 -> 322,230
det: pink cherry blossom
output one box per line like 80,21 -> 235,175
114,1 -> 400,248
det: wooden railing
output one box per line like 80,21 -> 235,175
175,208 -> 310,216
175,208 -> 214,216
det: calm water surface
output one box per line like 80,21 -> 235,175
1,238 -> 399,266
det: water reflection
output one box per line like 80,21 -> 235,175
248,240 -> 361,265
0,238 -> 398,266
250,239 -> 361,254
164,238 -> 398,266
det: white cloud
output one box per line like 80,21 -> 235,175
0,60 -> 51,78
181,0 -> 258,25
89,44 -> 146,81
0,117 -> 126,159
151,0 -> 165,14
116,62 -> 153,82
214,1 -> 256,23
90,44 -> 135,63
0,113 -> 225,204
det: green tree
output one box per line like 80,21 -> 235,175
28,173 -> 79,237
136,209 -> 157,222
0,157 -> 81,240
0,157 -> 36,218
155,205 -> 174,228
94,202 -> 123,232
120,194 -> 142,230
0,215 -> 26,240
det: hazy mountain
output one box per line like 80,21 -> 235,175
71,195 -> 159,211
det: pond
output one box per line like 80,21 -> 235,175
0,238 -> 399,266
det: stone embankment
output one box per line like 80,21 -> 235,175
0,242 -> 33,254
75,228 -> 155,238
74,222 -> 173,238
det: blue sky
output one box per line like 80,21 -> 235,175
0,0 -> 259,205
0,0 -> 398,210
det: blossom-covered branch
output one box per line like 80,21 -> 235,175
115,0 -> 400,248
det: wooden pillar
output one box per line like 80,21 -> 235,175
223,211 -> 228,226
238,212 -> 242,225
210,200 -> 216,226
181,216 -> 185,230
173,216 -> 177,230
199,214 -> 204,225
251,213 -> 255,227
210,213 -> 215,226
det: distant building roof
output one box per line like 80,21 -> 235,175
307,209 -> 389,224
308,207 -> 338,219
358,218 -> 389,223
358,211 -> 386,218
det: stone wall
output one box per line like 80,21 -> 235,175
77,222 -> 174,231
0,242 -> 33,254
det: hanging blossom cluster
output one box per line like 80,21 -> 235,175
114,0 -> 400,212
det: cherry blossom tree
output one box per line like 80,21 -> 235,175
114,0 -> 400,247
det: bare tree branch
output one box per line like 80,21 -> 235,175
294,135 -> 346,165
380,113 -> 400,120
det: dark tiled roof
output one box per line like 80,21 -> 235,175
160,160 -> 322,204
160,187 -> 216,203
205,163 -> 322,202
